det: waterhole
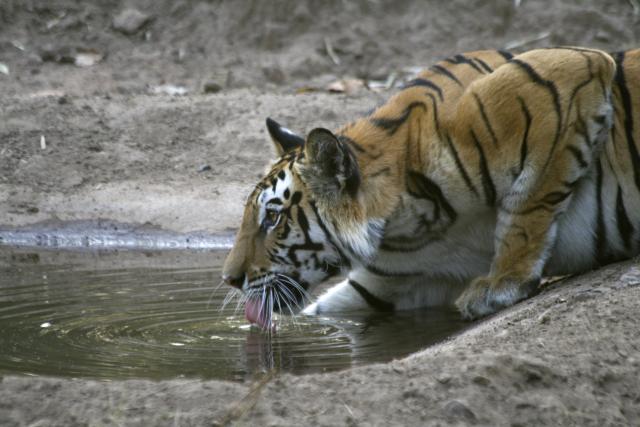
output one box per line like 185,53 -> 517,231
0,247 -> 467,381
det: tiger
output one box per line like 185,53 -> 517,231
222,47 -> 640,329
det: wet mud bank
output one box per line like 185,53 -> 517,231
0,219 -> 234,249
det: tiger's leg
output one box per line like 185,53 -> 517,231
456,93 -> 614,319
303,270 -> 463,315
303,268 -> 400,315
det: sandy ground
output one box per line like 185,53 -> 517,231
2,0 -> 640,425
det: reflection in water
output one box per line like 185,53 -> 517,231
0,248 -> 468,381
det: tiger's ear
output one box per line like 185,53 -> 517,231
266,117 -> 304,156
302,128 -> 360,200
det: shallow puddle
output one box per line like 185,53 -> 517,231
0,247 -> 467,381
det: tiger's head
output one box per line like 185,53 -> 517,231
222,118 -> 373,328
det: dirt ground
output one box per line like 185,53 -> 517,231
1,0 -> 640,425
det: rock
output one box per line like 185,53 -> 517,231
472,375 -> 491,386
444,400 -> 476,421
436,374 -> 452,384
262,65 -> 286,84
619,267 -> 640,287
39,45 -> 76,64
113,9 -> 152,35
203,82 -> 222,94
198,165 -> 212,172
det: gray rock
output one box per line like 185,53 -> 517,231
203,82 -> 222,94
113,9 -> 152,35
444,400 -> 476,422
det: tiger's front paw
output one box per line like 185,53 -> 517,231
455,275 -> 539,320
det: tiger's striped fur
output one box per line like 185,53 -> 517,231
223,47 -> 640,325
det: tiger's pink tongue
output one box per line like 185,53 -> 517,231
245,299 -> 271,330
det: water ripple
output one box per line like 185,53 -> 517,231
0,248 -> 467,381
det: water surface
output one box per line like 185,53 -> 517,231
0,248 -> 467,381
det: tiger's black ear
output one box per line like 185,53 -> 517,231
302,128 -> 360,200
266,117 -> 304,156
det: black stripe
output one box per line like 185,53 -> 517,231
370,101 -> 426,135
517,97 -> 531,173
595,160 -> 608,265
407,170 -> 458,222
616,186 -> 633,252
422,94 -> 440,141
363,263 -> 423,277
474,58 -> 494,73
370,167 -> 391,178
470,129 -> 497,206
337,134 -> 365,153
473,93 -> 499,146
445,54 -> 483,73
431,64 -> 462,86
613,51 -> 640,192
566,145 -> 588,169
308,201 -> 349,268
540,190 -> 572,206
511,59 -> 562,151
349,280 -> 394,311
444,135 -> 479,196
379,237 -> 435,253
404,78 -> 444,101
574,115 -> 593,147
549,46 -> 611,61
497,50 -> 513,61
563,59 -> 594,138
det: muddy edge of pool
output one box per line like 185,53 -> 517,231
1,260 -> 639,426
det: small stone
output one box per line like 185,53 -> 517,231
595,31 -> 610,42
203,82 -> 222,94
198,164 -> 212,172
436,374 -> 452,384
392,365 -> 405,374
619,267 -> 640,287
58,96 -> 69,105
113,9 -> 152,35
444,400 -> 476,421
262,65 -> 286,84
472,375 -> 491,386
39,45 -> 75,64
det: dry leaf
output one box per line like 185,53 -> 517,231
151,84 -> 188,96
295,86 -> 321,94
326,78 -> 366,94
74,49 -> 103,67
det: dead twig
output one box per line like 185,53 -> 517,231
214,370 -> 278,426
504,30 -> 551,50
324,37 -> 341,66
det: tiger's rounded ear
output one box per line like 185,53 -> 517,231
303,128 -> 360,199
266,117 -> 304,156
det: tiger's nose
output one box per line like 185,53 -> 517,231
222,274 -> 245,289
